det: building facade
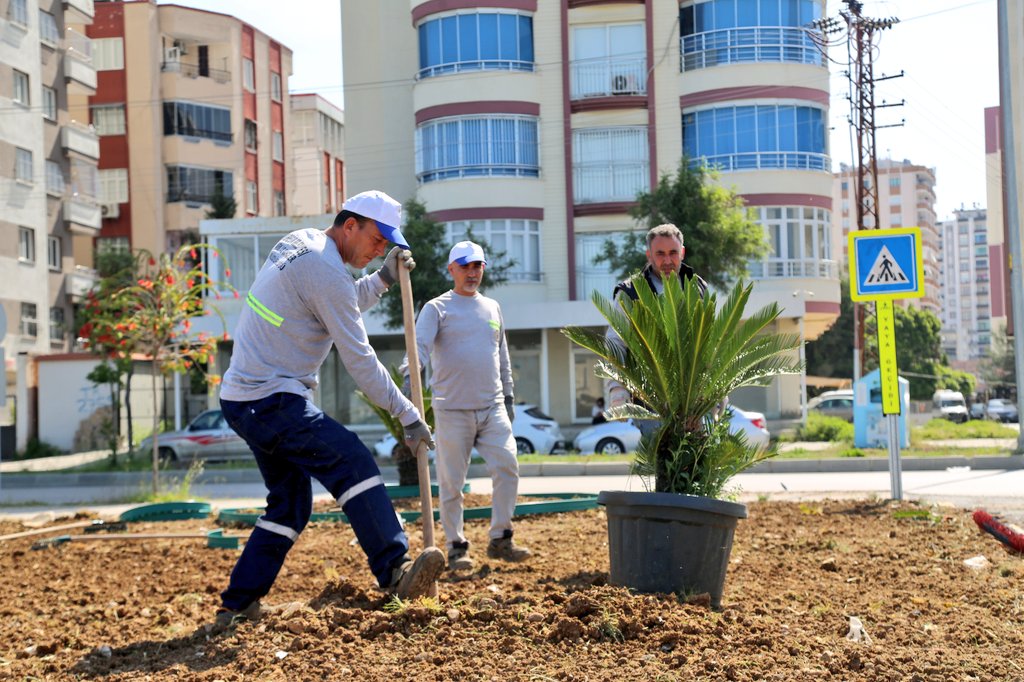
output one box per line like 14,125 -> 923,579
290,93 -> 345,216
319,0 -> 841,427
832,159 -> 941,315
937,208 -> 991,366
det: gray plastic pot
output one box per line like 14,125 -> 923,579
597,490 -> 747,609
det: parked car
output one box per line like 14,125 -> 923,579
932,389 -> 968,423
138,409 -> 250,462
373,403 -> 565,458
807,389 -> 854,422
573,407 -> 770,455
986,398 -> 1019,423
969,402 -> 987,420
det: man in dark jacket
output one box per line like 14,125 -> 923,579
608,224 -> 708,409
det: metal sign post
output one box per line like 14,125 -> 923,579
849,227 -> 924,500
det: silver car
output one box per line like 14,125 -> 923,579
139,409 -> 250,462
573,407 -> 770,455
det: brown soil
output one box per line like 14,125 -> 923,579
0,499 -> 1022,681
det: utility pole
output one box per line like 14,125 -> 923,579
813,1 -> 901,382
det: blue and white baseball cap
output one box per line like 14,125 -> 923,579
340,190 -> 408,249
448,241 -> 487,265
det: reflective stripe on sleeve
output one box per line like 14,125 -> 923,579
247,292 -> 284,327
255,517 -> 300,542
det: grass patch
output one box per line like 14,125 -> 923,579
517,453 -> 632,464
913,418 -> 1017,441
122,460 -> 206,504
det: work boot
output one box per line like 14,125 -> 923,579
388,547 -> 444,600
210,600 -> 261,634
447,540 -> 474,571
486,530 -> 531,562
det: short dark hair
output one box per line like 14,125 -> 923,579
333,209 -> 365,227
646,224 -> 684,248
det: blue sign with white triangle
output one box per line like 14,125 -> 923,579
848,227 -> 925,301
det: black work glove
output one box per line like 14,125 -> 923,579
504,396 -> 515,423
377,247 -> 415,286
403,419 -> 435,452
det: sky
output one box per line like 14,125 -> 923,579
160,0 -> 998,221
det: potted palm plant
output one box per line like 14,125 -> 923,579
563,277 -> 800,608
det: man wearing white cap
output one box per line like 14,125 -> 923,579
404,240 -> 531,571
214,190 -> 444,629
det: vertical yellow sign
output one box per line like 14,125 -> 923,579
875,300 -> 900,415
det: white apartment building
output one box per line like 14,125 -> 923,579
832,159 -> 941,315
290,93 -> 345,216
937,208 -> 992,365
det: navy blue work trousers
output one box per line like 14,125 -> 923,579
219,393 -> 408,611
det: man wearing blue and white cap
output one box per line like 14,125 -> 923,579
404,240 -> 531,571
213,190 -> 444,630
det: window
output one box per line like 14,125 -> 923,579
42,86 -> 57,120
211,234 -> 282,291
39,10 -> 59,44
13,69 -> 29,105
166,165 -> 233,204
244,119 -> 258,151
99,169 -> 129,203
70,159 -> 97,199
92,105 -> 126,135
246,181 -> 258,213
418,11 -> 534,78
20,303 -> 37,338
272,131 -> 283,161
92,37 -> 125,70
7,0 -> 27,26
575,231 -> 632,300
889,193 -> 902,205
15,148 -> 32,183
45,160 -> 64,195
49,307 -> 65,342
319,113 -> 344,156
97,236 -> 130,255
680,0 -> 823,70
683,104 -> 828,171
48,236 -> 61,270
889,176 -> 901,188
19,226 -> 35,262
274,190 -> 285,216
573,127 -> 649,204
571,23 -> 645,99
243,58 -> 255,91
445,218 -> 542,282
747,205 -> 835,279
415,115 -> 540,183
271,72 -> 282,100
163,101 -> 231,142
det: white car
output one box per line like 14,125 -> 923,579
573,407 -> 770,455
373,403 -> 565,458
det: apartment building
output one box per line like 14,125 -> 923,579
80,0 -> 293,262
937,208 -> 992,365
832,159 -> 941,315
273,0 -> 839,428
1,0 -> 96,430
290,93 -> 345,216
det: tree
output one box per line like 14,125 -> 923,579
373,197 -> 513,329
981,323 -> 1018,398
205,188 -> 237,220
80,244 -> 234,492
805,279 -> 854,380
864,304 -> 949,400
595,158 -> 767,290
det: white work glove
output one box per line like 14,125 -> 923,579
608,386 -> 631,409
403,419 -> 435,452
504,396 -> 515,423
377,247 -> 415,286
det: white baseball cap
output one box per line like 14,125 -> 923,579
448,241 -> 487,265
340,190 -> 409,249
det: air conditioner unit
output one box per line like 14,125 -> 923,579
173,39 -> 188,55
611,73 -> 637,95
101,203 -> 120,219
164,46 -> 181,62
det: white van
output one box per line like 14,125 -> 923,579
932,390 -> 968,423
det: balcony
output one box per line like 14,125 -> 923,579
573,162 -> 648,205
161,59 -> 231,84
64,29 -> 96,95
570,56 -> 646,100
63,196 -> 101,234
62,121 -> 99,159
63,0 -> 95,24
66,266 -> 99,302
681,26 -> 826,71
748,258 -> 839,280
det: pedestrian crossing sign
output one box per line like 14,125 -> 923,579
848,227 -> 925,301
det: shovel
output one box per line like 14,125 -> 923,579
31,529 -> 240,550
0,520 -> 128,543
398,258 -> 438,597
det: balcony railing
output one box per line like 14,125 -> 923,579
63,197 -> 101,234
66,265 -> 99,302
61,122 -> 99,159
748,258 -> 838,279
681,26 -> 825,71
63,0 -> 95,22
64,29 -> 96,94
161,60 -> 232,84
690,152 -> 830,173
417,59 -> 534,80
573,162 -> 648,204
570,56 -> 646,100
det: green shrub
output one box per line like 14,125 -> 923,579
17,438 -> 65,460
839,447 -> 866,458
795,412 -> 853,443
